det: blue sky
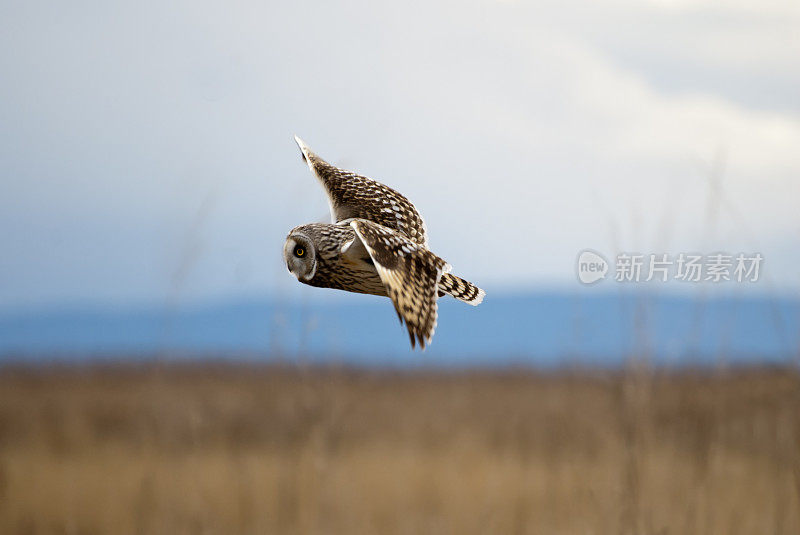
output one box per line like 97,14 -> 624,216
1,0 -> 799,310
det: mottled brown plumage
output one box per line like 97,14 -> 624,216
284,137 -> 484,349
350,219 -> 448,348
285,223 -> 386,297
295,136 -> 428,247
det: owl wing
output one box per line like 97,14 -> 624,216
294,136 -> 428,247
350,219 -> 449,349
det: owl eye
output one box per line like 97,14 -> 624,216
294,246 -> 305,257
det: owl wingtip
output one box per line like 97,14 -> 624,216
293,134 -> 310,155
294,135 -> 315,165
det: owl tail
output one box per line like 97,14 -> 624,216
438,273 -> 485,305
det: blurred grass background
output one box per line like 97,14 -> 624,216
0,363 -> 797,534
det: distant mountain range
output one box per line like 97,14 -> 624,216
1,292 -> 798,367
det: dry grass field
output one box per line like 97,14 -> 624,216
0,363 -> 798,534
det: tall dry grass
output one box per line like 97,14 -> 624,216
0,363 -> 797,534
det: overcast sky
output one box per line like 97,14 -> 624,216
1,0 -> 799,308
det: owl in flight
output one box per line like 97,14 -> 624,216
284,136 -> 484,349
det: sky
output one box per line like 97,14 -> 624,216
1,0 -> 799,310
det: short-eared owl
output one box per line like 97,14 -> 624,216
284,136 -> 484,348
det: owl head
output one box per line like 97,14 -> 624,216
284,231 -> 317,281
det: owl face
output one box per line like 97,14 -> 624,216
284,232 -> 317,281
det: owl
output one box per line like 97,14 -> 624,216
284,136 -> 484,348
